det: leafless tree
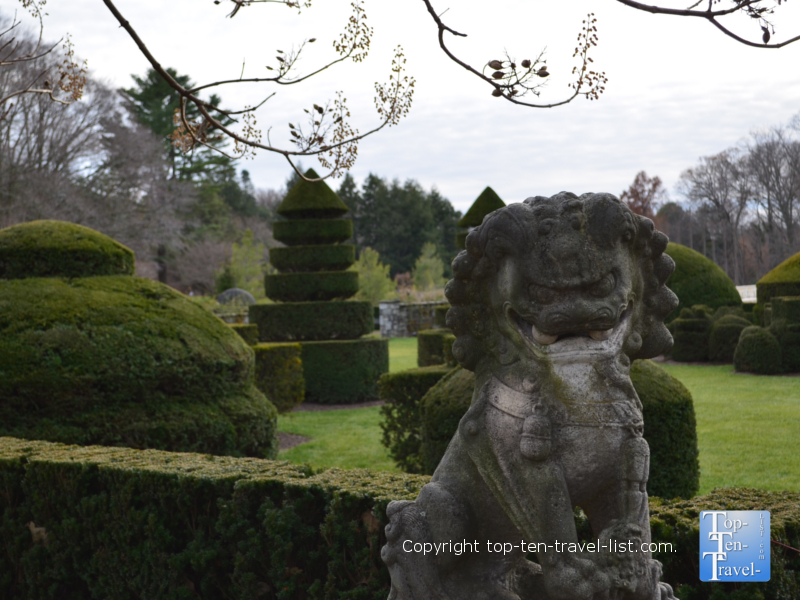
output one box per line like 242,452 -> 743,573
678,149 -> 754,284
0,4 -> 86,120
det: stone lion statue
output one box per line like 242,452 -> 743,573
381,192 -> 679,600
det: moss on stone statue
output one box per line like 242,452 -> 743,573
664,243 -> 741,321
0,275 -> 278,458
411,362 -> 699,498
276,168 -> 350,219
0,220 -> 135,279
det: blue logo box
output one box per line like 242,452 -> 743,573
700,511 -> 770,582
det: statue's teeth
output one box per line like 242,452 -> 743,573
588,329 -> 612,341
531,324 -> 558,345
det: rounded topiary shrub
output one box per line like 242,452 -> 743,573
0,275 -> 278,458
670,305 -> 713,362
708,314 -> 752,363
630,359 -> 699,499
0,220 -> 135,279
416,363 -> 700,499
664,243 -> 741,321
734,326 -> 782,374
757,251 -> 800,304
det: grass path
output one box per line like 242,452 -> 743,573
278,340 -> 800,494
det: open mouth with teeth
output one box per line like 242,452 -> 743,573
507,303 -> 632,356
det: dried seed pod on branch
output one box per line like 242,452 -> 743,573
100,0 -> 414,181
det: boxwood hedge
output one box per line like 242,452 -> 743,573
272,219 -> 353,246
3,438 -> 795,600
416,329 -> 456,367
253,343 -> 305,413
0,276 -> 278,459
734,326 -> 783,375
265,271 -> 359,302
249,301 -> 373,342
664,243 -> 741,321
269,245 -> 355,273
670,306 -> 713,362
0,220 -> 135,279
229,323 -> 259,345
378,365 -> 452,474
300,338 -> 389,404
708,314 -> 752,363
757,250 -> 800,304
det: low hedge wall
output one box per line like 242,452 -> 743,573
272,219 -> 353,247
269,245 -> 355,273
301,338 -> 389,404
229,323 -> 259,346
253,343 -> 305,413
265,272 -> 359,302
378,365 -> 452,474
1,437 -> 797,600
670,306 -> 713,362
416,329 -> 456,367
708,315 -> 752,363
250,301 -> 373,342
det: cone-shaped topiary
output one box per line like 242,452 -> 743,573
0,220 -> 135,279
455,187 -> 505,249
251,169 -> 388,403
0,222 -> 278,457
664,243 -> 741,321
276,168 -> 350,219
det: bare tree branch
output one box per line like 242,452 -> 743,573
100,0 -> 414,181
614,0 -> 800,48
421,0 -> 607,107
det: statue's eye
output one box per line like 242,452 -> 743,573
589,273 -> 615,298
528,283 -> 557,305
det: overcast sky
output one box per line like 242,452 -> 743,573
17,0 -> 800,213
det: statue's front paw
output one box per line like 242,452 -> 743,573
544,554 -> 610,600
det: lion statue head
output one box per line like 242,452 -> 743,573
445,191 -> 678,380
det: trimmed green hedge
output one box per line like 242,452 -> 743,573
269,244 -> 355,273
664,243 -> 742,321
250,301 -> 373,342
457,186 -> 505,228
301,338 -> 389,404
629,359 -> 699,499
734,326 -> 783,374
757,250 -> 800,304
434,304 -> 449,328
253,343 -> 305,413
265,271 -> 359,302
273,219 -> 353,246
1,438 -> 798,600
455,230 -> 468,250
0,276 -> 277,458
0,220 -> 135,279
409,361 -> 699,499
416,328 -> 456,367
276,168 -> 350,219
419,366 -> 475,475
708,314 -> 752,363
229,323 -> 259,345
670,306 -> 713,362
772,296 -> 800,324
378,365 -> 452,473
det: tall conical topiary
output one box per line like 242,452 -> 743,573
250,169 -> 389,403
456,186 -> 505,249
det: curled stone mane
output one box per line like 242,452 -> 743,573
445,191 -> 678,372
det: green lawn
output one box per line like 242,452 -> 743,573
657,363 -> 800,495
278,341 -> 800,494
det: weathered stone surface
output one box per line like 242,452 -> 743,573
382,192 -> 679,600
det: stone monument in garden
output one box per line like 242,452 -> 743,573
382,192 -> 680,600
249,169 -> 388,403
